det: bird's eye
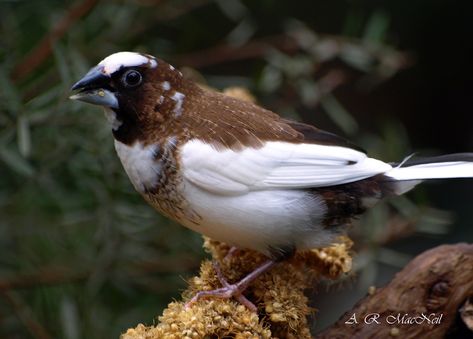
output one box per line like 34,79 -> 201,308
122,70 -> 142,88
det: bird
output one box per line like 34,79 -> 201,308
70,51 -> 473,311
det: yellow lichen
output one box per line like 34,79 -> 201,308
121,236 -> 353,338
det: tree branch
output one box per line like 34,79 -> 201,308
316,243 -> 473,338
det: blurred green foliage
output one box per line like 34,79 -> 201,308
0,0 -> 470,338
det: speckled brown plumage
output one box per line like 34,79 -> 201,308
142,136 -> 201,224
112,57 -> 362,154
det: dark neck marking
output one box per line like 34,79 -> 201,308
112,107 -> 141,144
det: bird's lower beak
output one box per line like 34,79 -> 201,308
69,88 -> 118,109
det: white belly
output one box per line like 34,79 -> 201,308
181,179 -> 330,255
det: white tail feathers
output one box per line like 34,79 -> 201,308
387,161 -> 473,181
385,159 -> 473,195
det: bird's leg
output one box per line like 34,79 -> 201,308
186,259 -> 276,312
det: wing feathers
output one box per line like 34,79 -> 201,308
181,140 -> 392,195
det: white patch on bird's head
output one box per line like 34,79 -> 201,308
161,81 -> 171,91
170,91 -> 185,117
98,51 -> 157,75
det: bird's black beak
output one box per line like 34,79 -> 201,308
70,66 -> 119,109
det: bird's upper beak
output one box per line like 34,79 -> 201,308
69,66 -> 119,109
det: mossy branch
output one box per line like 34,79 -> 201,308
121,242 -> 473,339
121,237 -> 353,339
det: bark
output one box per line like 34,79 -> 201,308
316,243 -> 473,339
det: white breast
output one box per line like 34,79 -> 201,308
114,140 -> 161,192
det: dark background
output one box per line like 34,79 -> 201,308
1,0 -> 472,338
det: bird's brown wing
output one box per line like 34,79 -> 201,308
184,86 -> 364,152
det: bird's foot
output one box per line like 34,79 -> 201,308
185,259 -> 275,312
